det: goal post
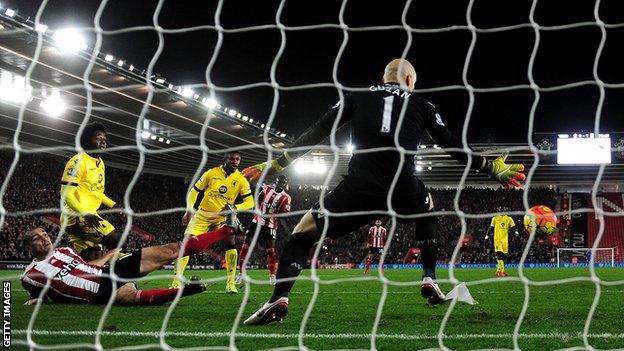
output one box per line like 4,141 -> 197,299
556,247 -> 616,268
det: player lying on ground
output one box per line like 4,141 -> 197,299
237,175 -> 292,285
241,58 -> 526,325
20,215 -> 242,305
60,123 -> 125,261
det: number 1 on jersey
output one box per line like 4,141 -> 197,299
381,96 -> 394,133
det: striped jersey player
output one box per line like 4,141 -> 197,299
364,219 -> 388,274
238,175 -> 291,285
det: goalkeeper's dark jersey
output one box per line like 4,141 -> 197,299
288,82 -> 486,195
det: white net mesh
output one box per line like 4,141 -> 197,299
1,0 -> 624,350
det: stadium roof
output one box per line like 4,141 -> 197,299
0,13 -> 291,177
1,12 -> 623,187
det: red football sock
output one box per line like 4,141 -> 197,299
182,226 -> 233,256
267,247 -> 277,275
135,288 -> 179,305
364,256 -> 372,274
239,244 -> 249,274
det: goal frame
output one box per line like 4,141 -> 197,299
556,247 -> 616,267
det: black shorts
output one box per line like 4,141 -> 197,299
368,247 -> 383,255
312,180 -> 434,240
94,250 -> 145,303
245,222 -> 277,241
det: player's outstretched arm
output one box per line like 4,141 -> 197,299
242,99 -> 350,181
423,102 -> 525,188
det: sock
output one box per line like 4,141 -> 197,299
225,247 -> 237,284
135,284 -> 203,305
267,247 -> 277,276
416,216 -> 438,280
269,233 -> 315,303
182,226 -> 233,256
364,256 -> 372,274
238,244 -> 249,274
497,259 -> 504,271
171,255 -> 190,288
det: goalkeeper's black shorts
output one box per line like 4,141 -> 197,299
311,180 -> 433,240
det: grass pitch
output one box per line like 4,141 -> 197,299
4,267 -> 624,350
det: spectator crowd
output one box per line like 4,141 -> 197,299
1,151 -> 560,267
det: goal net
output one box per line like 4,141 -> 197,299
557,247 -> 616,267
1,0 -> 623,350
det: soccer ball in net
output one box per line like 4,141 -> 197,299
523,205 -> 558,238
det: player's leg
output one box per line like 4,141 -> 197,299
494,237 -> 504,276
266,231 -> 277,284
237,223 -> 255,283
224,231 -> 238,293
171,215 -> 223,288
364,252 -> 374,275
245,182 -> 373,325
405,191 -> 445,305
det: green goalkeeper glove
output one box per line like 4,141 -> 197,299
484,153 -> 526,189
241,159 -> 285,182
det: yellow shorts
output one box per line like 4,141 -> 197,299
494,239 -> 508,254
185,213 -> 226,236
61,213 -> 116,253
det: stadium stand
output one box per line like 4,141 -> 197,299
2,151 -> 569,267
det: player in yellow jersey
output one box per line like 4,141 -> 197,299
60,123 -> 122,261
172,151 -> 254,293
486,208 -> 518,277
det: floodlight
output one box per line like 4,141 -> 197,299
141,131 -> 151,139
181,88 -> 194,98
52,28 -> 87,53
228,109 -> 237,117
40,89 -> 67,117
104,54 -> 114,62
203,98 -> 218,109
5,8 -> 15,17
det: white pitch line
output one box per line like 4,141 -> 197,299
12,330 -> 624,341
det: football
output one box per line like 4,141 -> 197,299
523,205 -> 558,237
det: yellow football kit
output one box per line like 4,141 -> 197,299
173,165 -> 254,289
60,152 -> 116,253
490,215 -> 515,254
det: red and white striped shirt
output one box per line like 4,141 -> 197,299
20,247 -> 103,303
253,184 -> 291,229
367,225 -> 388,248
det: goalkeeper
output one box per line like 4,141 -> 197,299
242,58 -> 526,325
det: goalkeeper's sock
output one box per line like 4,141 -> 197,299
415,216 -> 438,280
238,244 -> 249,274
269,233 -> 315,303
225,245 -> 238,284
266,247 -> 277,276
497,259 -> 504,271
182,226 -> 233,256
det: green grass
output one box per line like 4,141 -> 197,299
3,267 -> 624,350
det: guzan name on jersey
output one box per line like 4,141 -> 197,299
369,84 -> 412,99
